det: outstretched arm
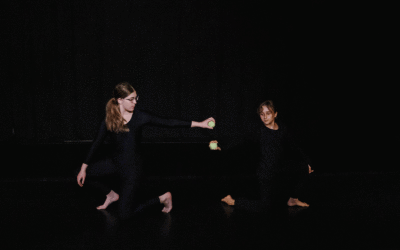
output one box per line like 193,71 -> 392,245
191,117 -> 216,129
142,109 -> 215,129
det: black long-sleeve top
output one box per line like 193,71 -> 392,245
220,121 -> 311,176
258,122 -> 310,176
84,109 -> 191,168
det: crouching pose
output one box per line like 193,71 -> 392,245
214,100 -> 313,212
77,82 -> 215,219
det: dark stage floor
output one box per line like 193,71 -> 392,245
2,172 -> 399,250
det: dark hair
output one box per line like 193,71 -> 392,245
105,82 -> 136,133
257,100 -> 276,115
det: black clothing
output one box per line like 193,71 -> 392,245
256,122 -> 310,176
223,122 -> 311,212
84,109 -> 191,168
81,109 -> 191,219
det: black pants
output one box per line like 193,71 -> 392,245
76,157 -> 161,219
234,176 -> 280,212
234,170 -> 308,213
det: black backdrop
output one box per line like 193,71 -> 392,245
1,1 -> 388,174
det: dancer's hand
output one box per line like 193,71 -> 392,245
308,165 -> 314,174
209,140 -> 221,150
193,117 -> 215,129
77,164 -> 88,187
77,170 -> 86,187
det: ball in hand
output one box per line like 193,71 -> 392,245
208,121 -> 215,128
209,142 -> 218,150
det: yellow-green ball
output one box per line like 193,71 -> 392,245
208,121 -> 215,128
209,143 -> 218,150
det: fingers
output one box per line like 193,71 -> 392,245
77,175 -> 85,187
77,175 -> 81,186
205,117 -> 216,129
209,140 -> 218,144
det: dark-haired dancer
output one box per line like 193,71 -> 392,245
216,100 -> 313,211
77,82 -> 215,219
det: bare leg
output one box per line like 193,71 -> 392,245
287,197 -> 309,207
97,190 -> 120,210
221,195 -> 235,206
159,192 -> 173,213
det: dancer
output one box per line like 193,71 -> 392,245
77,82 -> 215,219
215,100 -> 313,211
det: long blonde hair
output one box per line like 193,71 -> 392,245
105,82 -> 135,133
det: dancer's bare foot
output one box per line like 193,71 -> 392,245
159,192 -> 173,213
287,197 -> 309,207
97,190 -> 119,210
221,195 -> 235,206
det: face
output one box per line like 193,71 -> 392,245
259,105 -> 277,126
118,91 -> 138,112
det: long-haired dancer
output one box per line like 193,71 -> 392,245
76,82 -> 215,219
215,100 -> 313,211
